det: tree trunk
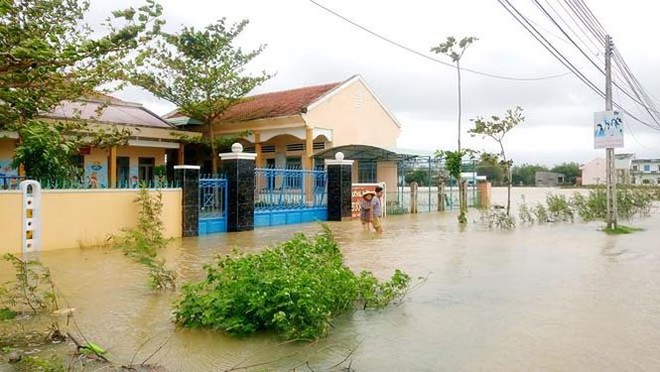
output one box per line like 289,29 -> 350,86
208,121 -> 217,174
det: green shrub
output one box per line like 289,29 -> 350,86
571,187 -> 652,222
533,203 -> 549,223
174,226 -> 410,340
480,208 -> 515,230
545,194 -> 574,222
0,254 -> 57,314
518,196 -> 535,224
114,186 -> 176,290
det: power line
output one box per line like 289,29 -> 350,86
495,0 -> 660,130
532,0 -> 660,122
306,0 -> 571,81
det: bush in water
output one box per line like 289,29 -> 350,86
114,186 -> 176,290
571,186 -> 653,222
174,226 -> 410,340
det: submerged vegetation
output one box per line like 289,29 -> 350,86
113,186 -> 176,290
602,225 -> 644,235
0,254 -> 58,316
175,226 -> 411,340
511,186 -> 654,229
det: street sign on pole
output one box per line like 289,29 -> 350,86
594,110 -> 623,149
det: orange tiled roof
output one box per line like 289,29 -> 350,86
218,82 -> 341,122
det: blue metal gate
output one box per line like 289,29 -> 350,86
199,177 -> 228,235
254,168 -> 328,228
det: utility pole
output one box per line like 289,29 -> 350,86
605,35 -> 618,229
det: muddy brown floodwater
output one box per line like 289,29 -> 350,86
2,187 -> 660,371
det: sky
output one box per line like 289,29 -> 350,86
90,0 -> 660,166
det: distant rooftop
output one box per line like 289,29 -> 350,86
44,94 -> 174,129
164,81 -> 343,125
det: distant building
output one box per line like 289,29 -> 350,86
535,171 -> 565,187
615,153 -> 635,184
631,158 -> 660,185
581,153 -> 636,186
581,158 -> 605,185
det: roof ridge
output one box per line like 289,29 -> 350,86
245,81 -> 342,100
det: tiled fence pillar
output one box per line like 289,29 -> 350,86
325,152 -> 354,221
174,165 -> 200,237
220,143 -> 257,232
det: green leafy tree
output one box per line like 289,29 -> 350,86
434,148 -> 477,224
130,18 -> 270,173
551,162 -> 581,185
0,0 -> 163,180
476,153 -> 504,185
512,163 -> 549,186
431,36 -> 478,223
405,169 -> 431,186
470,106 -> 525,215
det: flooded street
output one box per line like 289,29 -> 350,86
2,187 -> 660,371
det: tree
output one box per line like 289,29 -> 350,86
512,164 -> 549,186
1,0 -> 163,181
431,36 -> 477,224
551,162 -> 581,185
435,149 -> 477,224
476,153 -> 504,185
404,169 -> 430,186
130,18 -> 270,173
469,106 -> 525,216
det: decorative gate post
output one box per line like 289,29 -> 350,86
325,152 -> 354,221
174,165 -> 200,237
19,180 -> 41,260
220,143 -> 257,232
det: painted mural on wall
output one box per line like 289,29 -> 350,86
0,158 -> 19,189
85,160 -> 107,188
0,159 -> 18,177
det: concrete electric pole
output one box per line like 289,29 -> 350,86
605,35 -> 618,229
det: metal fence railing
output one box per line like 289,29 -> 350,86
254,168 -> 327,211
199,177 -> 227,220
0,176 -> 179,190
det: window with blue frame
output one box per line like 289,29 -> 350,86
358,161 -> 377,183
643,164 -> 651,172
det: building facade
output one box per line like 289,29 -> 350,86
166,75 -> 403,189
631,158 -> 660,185
535,171 -> 565,187
0,95 -> 196,188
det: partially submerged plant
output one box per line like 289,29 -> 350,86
174,226 -> 411,340
114,186 -> 176,290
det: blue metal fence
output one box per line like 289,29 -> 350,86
0,175 -> 179,190
254,167 -> 328,227
199,176 -> 228,234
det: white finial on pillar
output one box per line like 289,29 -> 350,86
231,143 -> 244,153
335,152 -> 344,161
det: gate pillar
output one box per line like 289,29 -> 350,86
174,165 -> 200,237
325,152 -> 354,221
220,143 -> 257,232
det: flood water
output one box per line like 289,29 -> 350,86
2,187 -> 660,371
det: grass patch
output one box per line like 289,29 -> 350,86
0,307 -> 17,320
602,225 -> 644,235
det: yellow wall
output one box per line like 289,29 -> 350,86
377,161 -> 398,192
306,78 -> 400,149
0,191 -> 22,251
0,189 -> 182,254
